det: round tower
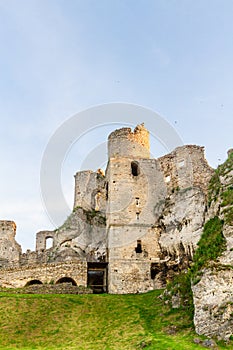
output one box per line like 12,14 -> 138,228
108,123 -> 150,159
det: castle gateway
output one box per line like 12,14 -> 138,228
0,124 -> 213,293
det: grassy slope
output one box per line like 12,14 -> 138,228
0,291 -> 231,350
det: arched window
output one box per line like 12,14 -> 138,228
56,277 -> 77,286
25,279 -> 43,286
131,161 -> 140,176
46,237 -> 53,249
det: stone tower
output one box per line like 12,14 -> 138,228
106,124 -> 167,293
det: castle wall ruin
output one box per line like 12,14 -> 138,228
0,123 -> 214,294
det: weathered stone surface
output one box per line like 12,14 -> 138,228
193,268 -> 233,340
192,151 -> 233,340
108,123 -> 150,159
0,221 -> 21,267
0,124 -> 214,297
158,187 -> 206,258
0,261 -> 87,288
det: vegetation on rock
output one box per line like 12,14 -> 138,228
167,152 -> 232,325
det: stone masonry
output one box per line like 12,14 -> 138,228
0,124 -> 214,294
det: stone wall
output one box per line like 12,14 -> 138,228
0,124 -> 215,296
0,261 -> 87,288
0,221 -> 21,267
108,260 -> 162,294
106,157 -> 167,227
108,226 -> 162,294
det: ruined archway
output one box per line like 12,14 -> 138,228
56,277 -> 77,286
46,237 -> 54,249
25,279 -> 43,286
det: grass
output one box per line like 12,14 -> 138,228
0,290 -> 231,350
192,216 -> 225,275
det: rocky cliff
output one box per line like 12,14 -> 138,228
192,149 -> 233,340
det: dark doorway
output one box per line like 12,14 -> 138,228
150,263 -> 161,280
87,262 -> 108,293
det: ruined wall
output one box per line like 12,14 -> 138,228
0,124 -> 216,296
158,145 -> 214,195
108,226 -> 163,294
74,170 -> 106,212
0,221 -> 21,267
36,230 -> 56,251
0,261 -> 87,288
34,206 -> 106,264
108,124 -> 150,159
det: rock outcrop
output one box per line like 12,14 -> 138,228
192,150 -> 233,340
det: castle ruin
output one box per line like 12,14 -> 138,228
0,124 -> 214,293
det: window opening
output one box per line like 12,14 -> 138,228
106,182 -> 109,200
131,161 -> 139,176
46,237 -> 53,249
135,240 -> 142,253
150,264 -> 160,279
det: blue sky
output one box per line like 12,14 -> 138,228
0,0 -> 232,250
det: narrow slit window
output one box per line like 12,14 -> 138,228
136,212 -> 140,220
135,197 -> 140,206
106,182 -> 109,200
131,161 -> 139,176
135,240 -> 142,253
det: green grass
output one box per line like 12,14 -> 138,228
0,290 -> 231,350
192,216 -> 225,274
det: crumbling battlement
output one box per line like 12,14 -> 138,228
74,170 -> 106,212
158,145 -> 214,195
0,221 -> 21,267
108,123 -> 150,159
0,221 -> 17,237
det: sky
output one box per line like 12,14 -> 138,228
0,0 -> 233,251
